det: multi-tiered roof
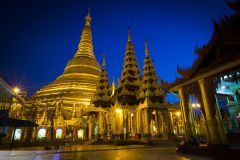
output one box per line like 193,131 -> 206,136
115,28 -> 141,106
138,41 -> 164,103
92,55 -> 113,108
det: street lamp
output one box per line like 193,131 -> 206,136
192,103 -> 200,108
13,87 -> 20,94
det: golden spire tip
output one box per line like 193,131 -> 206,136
128,27 -> 131,42
145,39 -> 149,56
102,54 -> 106,68
85,8 -> 91,26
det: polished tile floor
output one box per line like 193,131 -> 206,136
0,145 -> 213,160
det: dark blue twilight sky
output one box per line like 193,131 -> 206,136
0,0 -> 234,101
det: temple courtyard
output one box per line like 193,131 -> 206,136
0,144 -> 213,160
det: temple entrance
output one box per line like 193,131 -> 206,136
94,123 -> 98,139
56,128 -> 62,139
77,129 -> 84,140
14,128 -> 22,140
38,128 -> 46,139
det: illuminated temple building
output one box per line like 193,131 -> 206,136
0,11 -> 177,144
24,11 -> 173,142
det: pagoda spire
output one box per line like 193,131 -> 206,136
111,76 -> 115,97
138,41 -> 164,103
102,54 -> 106,69
92,55 -> 112,108
128,27 -> 131,42
116,28 -> 141,106
85,8 -> 91,26
75,10 -> 95,58
145,39 -> 149,57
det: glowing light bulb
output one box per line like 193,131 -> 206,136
13,87 -> 20,94
192,103 -> 196,108
116,108 -> 121,113
176,112 -> 181,116
196,103 -> 201,108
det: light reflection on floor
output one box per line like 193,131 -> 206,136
0,145 -> 214,160
36,147 -> 212,160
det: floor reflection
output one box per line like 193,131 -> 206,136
35,147 -> 213,160
0,146 -> 214,160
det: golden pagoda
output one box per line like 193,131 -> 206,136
33,11 -> 100,119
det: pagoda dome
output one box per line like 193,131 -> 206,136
58,55 -> 100,79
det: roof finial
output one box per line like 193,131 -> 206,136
102,54 -> 106,69
85,8 -> 91,26
128,27 -> 131,42
111,75 -> 115,97
145,39 -> 149,57
112,76 -> 115,85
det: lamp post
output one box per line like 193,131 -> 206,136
9,87 -> 21,150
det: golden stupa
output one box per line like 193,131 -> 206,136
33,11 -> 100,111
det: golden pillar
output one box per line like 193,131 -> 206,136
111,111 -> 116,134
178,87 -> 191,142
116,108 -> 123,135
88,115 -> 94,140
127,112 -> 131,137
136,110 -> 141,134
31,127 -> 37,142
98,111 -> 103,138
158,111 -> 163,135
166,111 -> 172,135
62,127 -> 66,140
154,111 -> 159,135
198,77 -> 226,144
144,109 -> 150,135
169,112 -> 175,135
162,110 -> 170,136
141,110 -> 145,133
